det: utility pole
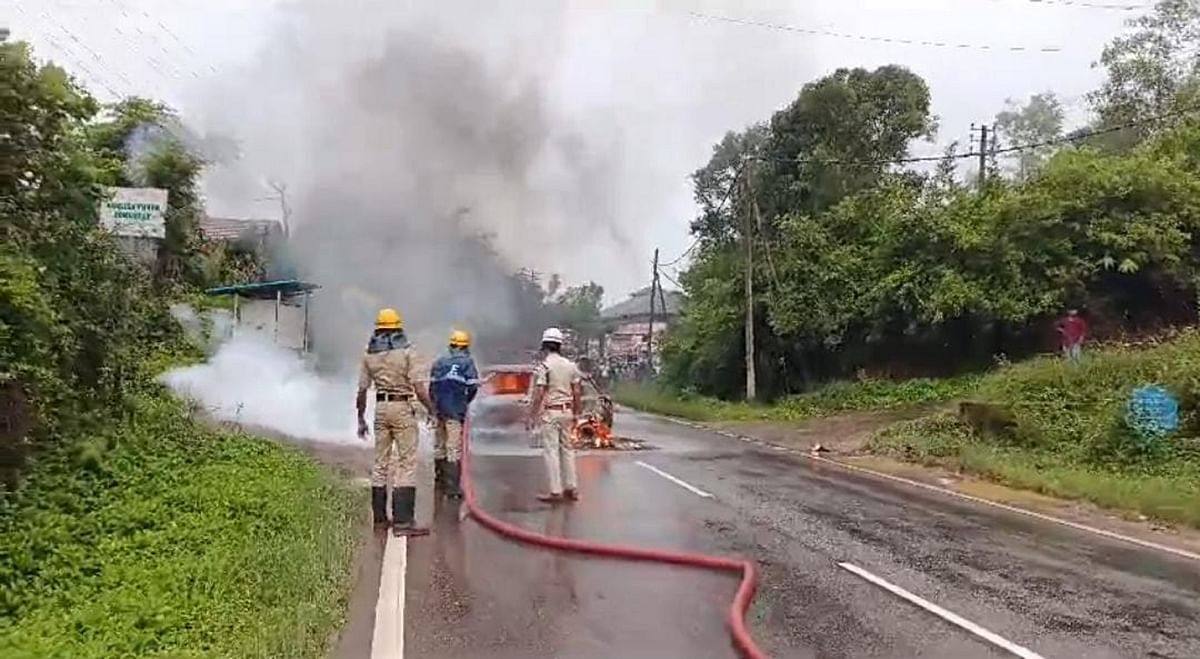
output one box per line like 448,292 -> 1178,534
977,124 -> 989,189
265,180 -> 292,238
743,168 -> 758,401
647,248 -> 660,379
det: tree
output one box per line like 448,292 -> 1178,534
555,283 -> 604,328
993,92 -> 1065,179
760,65 -> 936,217
663,50 -> 1200,398
1,41 -> 189,484
670,66 -> 937,398
1090,0 -> 1200,147
86,99 -> 207,286
689,124 -> 768,245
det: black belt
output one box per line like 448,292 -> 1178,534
544,403 -> 573,411
377,392 -> 413,402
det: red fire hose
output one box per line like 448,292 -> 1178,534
459,420 -> 767,659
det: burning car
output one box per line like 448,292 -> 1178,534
471,364 -> 535,431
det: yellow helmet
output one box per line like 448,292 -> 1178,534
375,308 -> 403,330
449,329 -> 470,348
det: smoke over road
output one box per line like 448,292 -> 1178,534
191,1 -> 814,370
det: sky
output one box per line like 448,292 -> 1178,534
6,0 -> 1143,302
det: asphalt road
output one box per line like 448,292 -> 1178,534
349,409 -> 1200,659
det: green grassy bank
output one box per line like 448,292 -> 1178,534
871,335 -> 1200,527
618,334 -> 1200,527
0,392 -> 364,659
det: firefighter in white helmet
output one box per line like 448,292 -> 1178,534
526,327 -> 583,503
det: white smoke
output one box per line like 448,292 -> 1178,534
162,336 -> 361,443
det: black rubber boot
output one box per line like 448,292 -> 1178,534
434,459 -> 447,493
371,486 -> 388,526
444,461 -> 463,500
391,486 -> 429,537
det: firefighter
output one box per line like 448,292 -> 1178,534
429,329 -> 479,499
356,308 -> 434,536
527,327 -> 583,503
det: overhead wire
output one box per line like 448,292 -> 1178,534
13,3 -> 130,99
103,0 -> 208,80
657,265 -> 683,290
993,0 -> 1151,10
685,10 -> 1064,53
684,101 -> 1200,306
661,162 -> 747,268
747,102 -> 1200,168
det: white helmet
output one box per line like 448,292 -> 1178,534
541,327 -> 565,344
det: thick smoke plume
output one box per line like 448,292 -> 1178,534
196,2 -> 635,368
191,1 -> 815,370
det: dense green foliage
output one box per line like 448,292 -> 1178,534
1,42 -> 195,483
664,1 -> 1200,400
614,374 -> 977,423
0,395 -> 361,659
871,333 -> 1200,526
2,41 -> 362,657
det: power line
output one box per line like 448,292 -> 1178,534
13,4 -> 130,99
656,265 -> 683,290
104,0 -> 210,79
685,11 -> 1064,53
661,161 -> 747,267
747,102 -> 1200,168
660,237 -> 700,268
994,0 -> 1151,11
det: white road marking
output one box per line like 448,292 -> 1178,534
838,562 -> 1045,659
645,412 -> 1200,563
809,454 -> 1200,564
371,535 -> 407,659
636,460 -> 715,498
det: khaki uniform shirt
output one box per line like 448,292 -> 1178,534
357,342 -> 430,396
534,352 -> 581,408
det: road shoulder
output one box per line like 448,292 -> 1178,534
634,407 -> 1200,560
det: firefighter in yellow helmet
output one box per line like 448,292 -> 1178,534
428,329 -> 480,499
356,308 -> 434,536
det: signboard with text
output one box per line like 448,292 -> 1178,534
99,187 -> 169,238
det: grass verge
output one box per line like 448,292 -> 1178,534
0,391 -> 364,659
870,334 -> 1200,528
614,375 -> 978,423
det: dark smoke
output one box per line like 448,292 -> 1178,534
197,1 -> 639,369
192,1 -> 816,369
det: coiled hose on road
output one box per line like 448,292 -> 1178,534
460,420 -> 767,659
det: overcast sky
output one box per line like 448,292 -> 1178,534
8,0 -> 1141,301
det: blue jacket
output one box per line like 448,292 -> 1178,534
429,348 -> 479,420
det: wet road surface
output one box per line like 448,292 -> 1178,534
350,411 -> 1200,658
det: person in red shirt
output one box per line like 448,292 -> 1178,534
1055,309 -> 1089,361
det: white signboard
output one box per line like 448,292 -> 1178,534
99,187 -> 169,238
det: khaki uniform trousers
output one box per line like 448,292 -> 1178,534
434,417 -> 464,462
540,408 -> 578,494
371,401 -> 418,487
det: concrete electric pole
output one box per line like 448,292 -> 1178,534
976,124 -> 990,189
742,167 -> 758,401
